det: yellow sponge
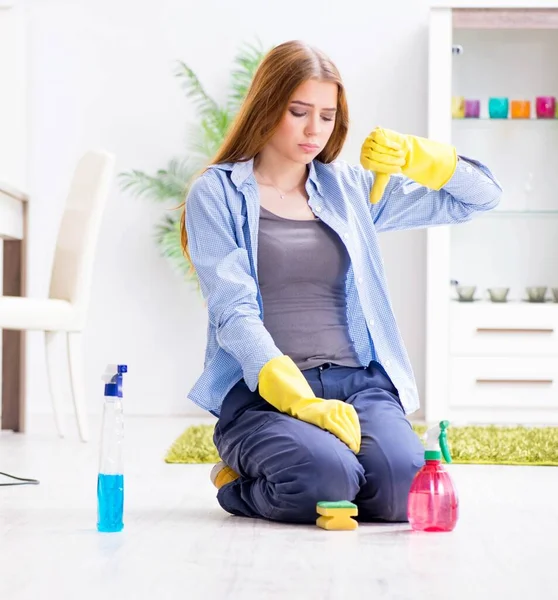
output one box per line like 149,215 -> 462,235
316,501 -> 358,530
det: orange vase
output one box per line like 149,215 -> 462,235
511,100 -> 531,119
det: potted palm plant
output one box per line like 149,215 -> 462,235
119,40 -> 267,285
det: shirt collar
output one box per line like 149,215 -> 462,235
228,157 -> 323,197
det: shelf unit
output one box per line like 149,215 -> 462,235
426,2 -> 558,425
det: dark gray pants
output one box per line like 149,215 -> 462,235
213,361 -> 424,524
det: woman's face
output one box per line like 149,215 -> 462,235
266,79 -> 338,164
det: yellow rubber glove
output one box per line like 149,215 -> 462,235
258,355 -> 361,453
360,127 -> 458,204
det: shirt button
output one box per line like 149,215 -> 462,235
465,165 -> 473,174
343,232 -> 349,240
357,277 -> 363,284
315,205 -> 322,212
385,359 -> 391,367
368,319 -> 375,327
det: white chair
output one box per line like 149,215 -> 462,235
0,150 -> 116,441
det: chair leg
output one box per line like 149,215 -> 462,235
45,331 -> 68,438
67,332 -> 89,442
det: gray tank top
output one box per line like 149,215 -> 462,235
257,205 -> 361,371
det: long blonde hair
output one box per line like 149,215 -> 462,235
180,40 -> 349,261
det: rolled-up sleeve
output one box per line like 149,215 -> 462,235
367,155 -> 503,233
185,171 -> 283,391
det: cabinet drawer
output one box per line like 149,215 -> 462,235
450,302 -> 558,356
449,356 -> 558,409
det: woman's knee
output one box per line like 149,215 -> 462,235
386,456 -> 423,522
312,451 -> 364,502
272,440 -> 365,522
358,444 -> 424,522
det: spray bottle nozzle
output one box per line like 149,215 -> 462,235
102,364 -> 128,398
424,420 -> 452,463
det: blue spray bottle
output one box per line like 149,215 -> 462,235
97,364 -> 127,532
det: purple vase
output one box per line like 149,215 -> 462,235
464,100 -> 480,118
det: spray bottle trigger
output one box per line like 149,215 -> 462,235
439,420 -> 452,463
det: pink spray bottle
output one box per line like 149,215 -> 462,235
408,420 -> 459,532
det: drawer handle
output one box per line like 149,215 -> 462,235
476,328 -> 554,334
476,378 -> 553,384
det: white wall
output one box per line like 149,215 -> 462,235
22,0 -> 431,418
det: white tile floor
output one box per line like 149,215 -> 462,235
1,414 -> 557,600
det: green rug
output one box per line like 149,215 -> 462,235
165,423 -> 558,466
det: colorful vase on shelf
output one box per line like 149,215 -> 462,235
464,100 -> 480,118
536,96 -> 556,118
511,100 -> 531,119
452,96 -> 465,118
489,97 -> 509,119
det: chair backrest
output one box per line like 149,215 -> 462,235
49,150 -> 115,315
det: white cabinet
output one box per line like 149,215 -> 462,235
426,2 -> 558,425
449,302 -> 558,356
449,356 -> 558,409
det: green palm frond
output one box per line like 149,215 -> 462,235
155,213 -> 199,285
119,158 -> 198,203
228,40 -> 266,113
173,61 -> 219,118
187,109 -> 234,162
119,39 -> 269,285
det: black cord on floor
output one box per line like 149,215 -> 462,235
0,471 -> 40,487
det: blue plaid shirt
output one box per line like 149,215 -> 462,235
185,156 -> 501,416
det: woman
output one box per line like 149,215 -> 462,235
181,40 -> 501,524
